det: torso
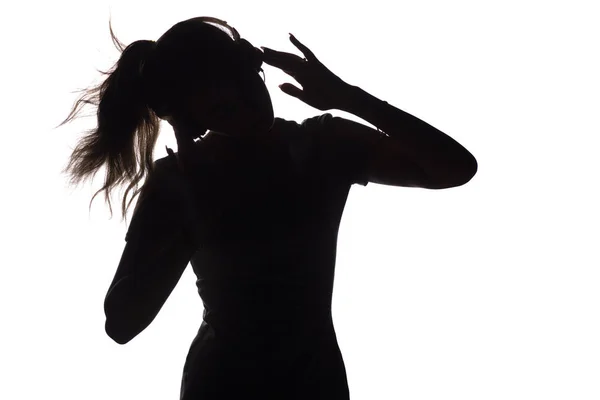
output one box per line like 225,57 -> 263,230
169,116 -> 352,399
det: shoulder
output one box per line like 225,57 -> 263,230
135,156 -> 189,213
300,113 -> 334,131
270,113 -> 333,132
272,113 -> 333,133
271,114 -> 334,149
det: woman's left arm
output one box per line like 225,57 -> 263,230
333,84 -> 478,189
261,33 -> 477,189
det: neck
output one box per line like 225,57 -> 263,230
206,126 -> 274,144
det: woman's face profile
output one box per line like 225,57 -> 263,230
186,66 -> 275,140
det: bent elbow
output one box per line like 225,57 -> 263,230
104,296 -> 155,345
104,281 -> 139,345
456,153 -> 478,186
463,153 -> 479,185
105,318 -> 132,345
429,153 -> 478,189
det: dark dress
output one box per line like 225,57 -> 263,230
130,113 -> 369,399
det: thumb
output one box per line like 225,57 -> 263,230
279,83 -> 303,99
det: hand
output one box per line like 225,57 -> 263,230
260,33 -> 353,111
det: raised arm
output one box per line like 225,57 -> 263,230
261,33 -> 477,189
331,85 -> 477,189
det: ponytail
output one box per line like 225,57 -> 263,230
57,15 -> 260,224
56,18 -> 161,223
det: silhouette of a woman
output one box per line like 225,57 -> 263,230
58,16 -> 477,400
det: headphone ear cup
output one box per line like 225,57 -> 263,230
237,38 -> 264,72
252,48 -> 264,71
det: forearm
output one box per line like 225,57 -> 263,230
104,275 -> 156,344
337,85 -> 477,182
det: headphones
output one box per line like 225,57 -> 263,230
158,17 -> 269,149
146,17 -> 266,121
198,17 -> 265,81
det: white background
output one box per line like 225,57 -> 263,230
2,1 -> 599,399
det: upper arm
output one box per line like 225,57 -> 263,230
317,114 -> 431,188
104,168 -> 196,344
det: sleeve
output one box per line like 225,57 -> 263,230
106,162 -> 197,340
301,113 -> 370,186
124,162 -> 188,244
105,162 -> 192,302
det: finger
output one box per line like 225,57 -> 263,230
261,57 -> 284,69
261,47 -> 305,66
289,33 -> 316,61
261,54 -> 289,70
279,83 -> 303,99
263,57 -> 305,75
261,46 -> 295,60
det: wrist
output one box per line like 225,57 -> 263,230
332,84 -> 356,112
335,84 -> 381,118
335,84 -> 370,114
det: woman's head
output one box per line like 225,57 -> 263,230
57,16 -> 273,222
145,17 -> 274,137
